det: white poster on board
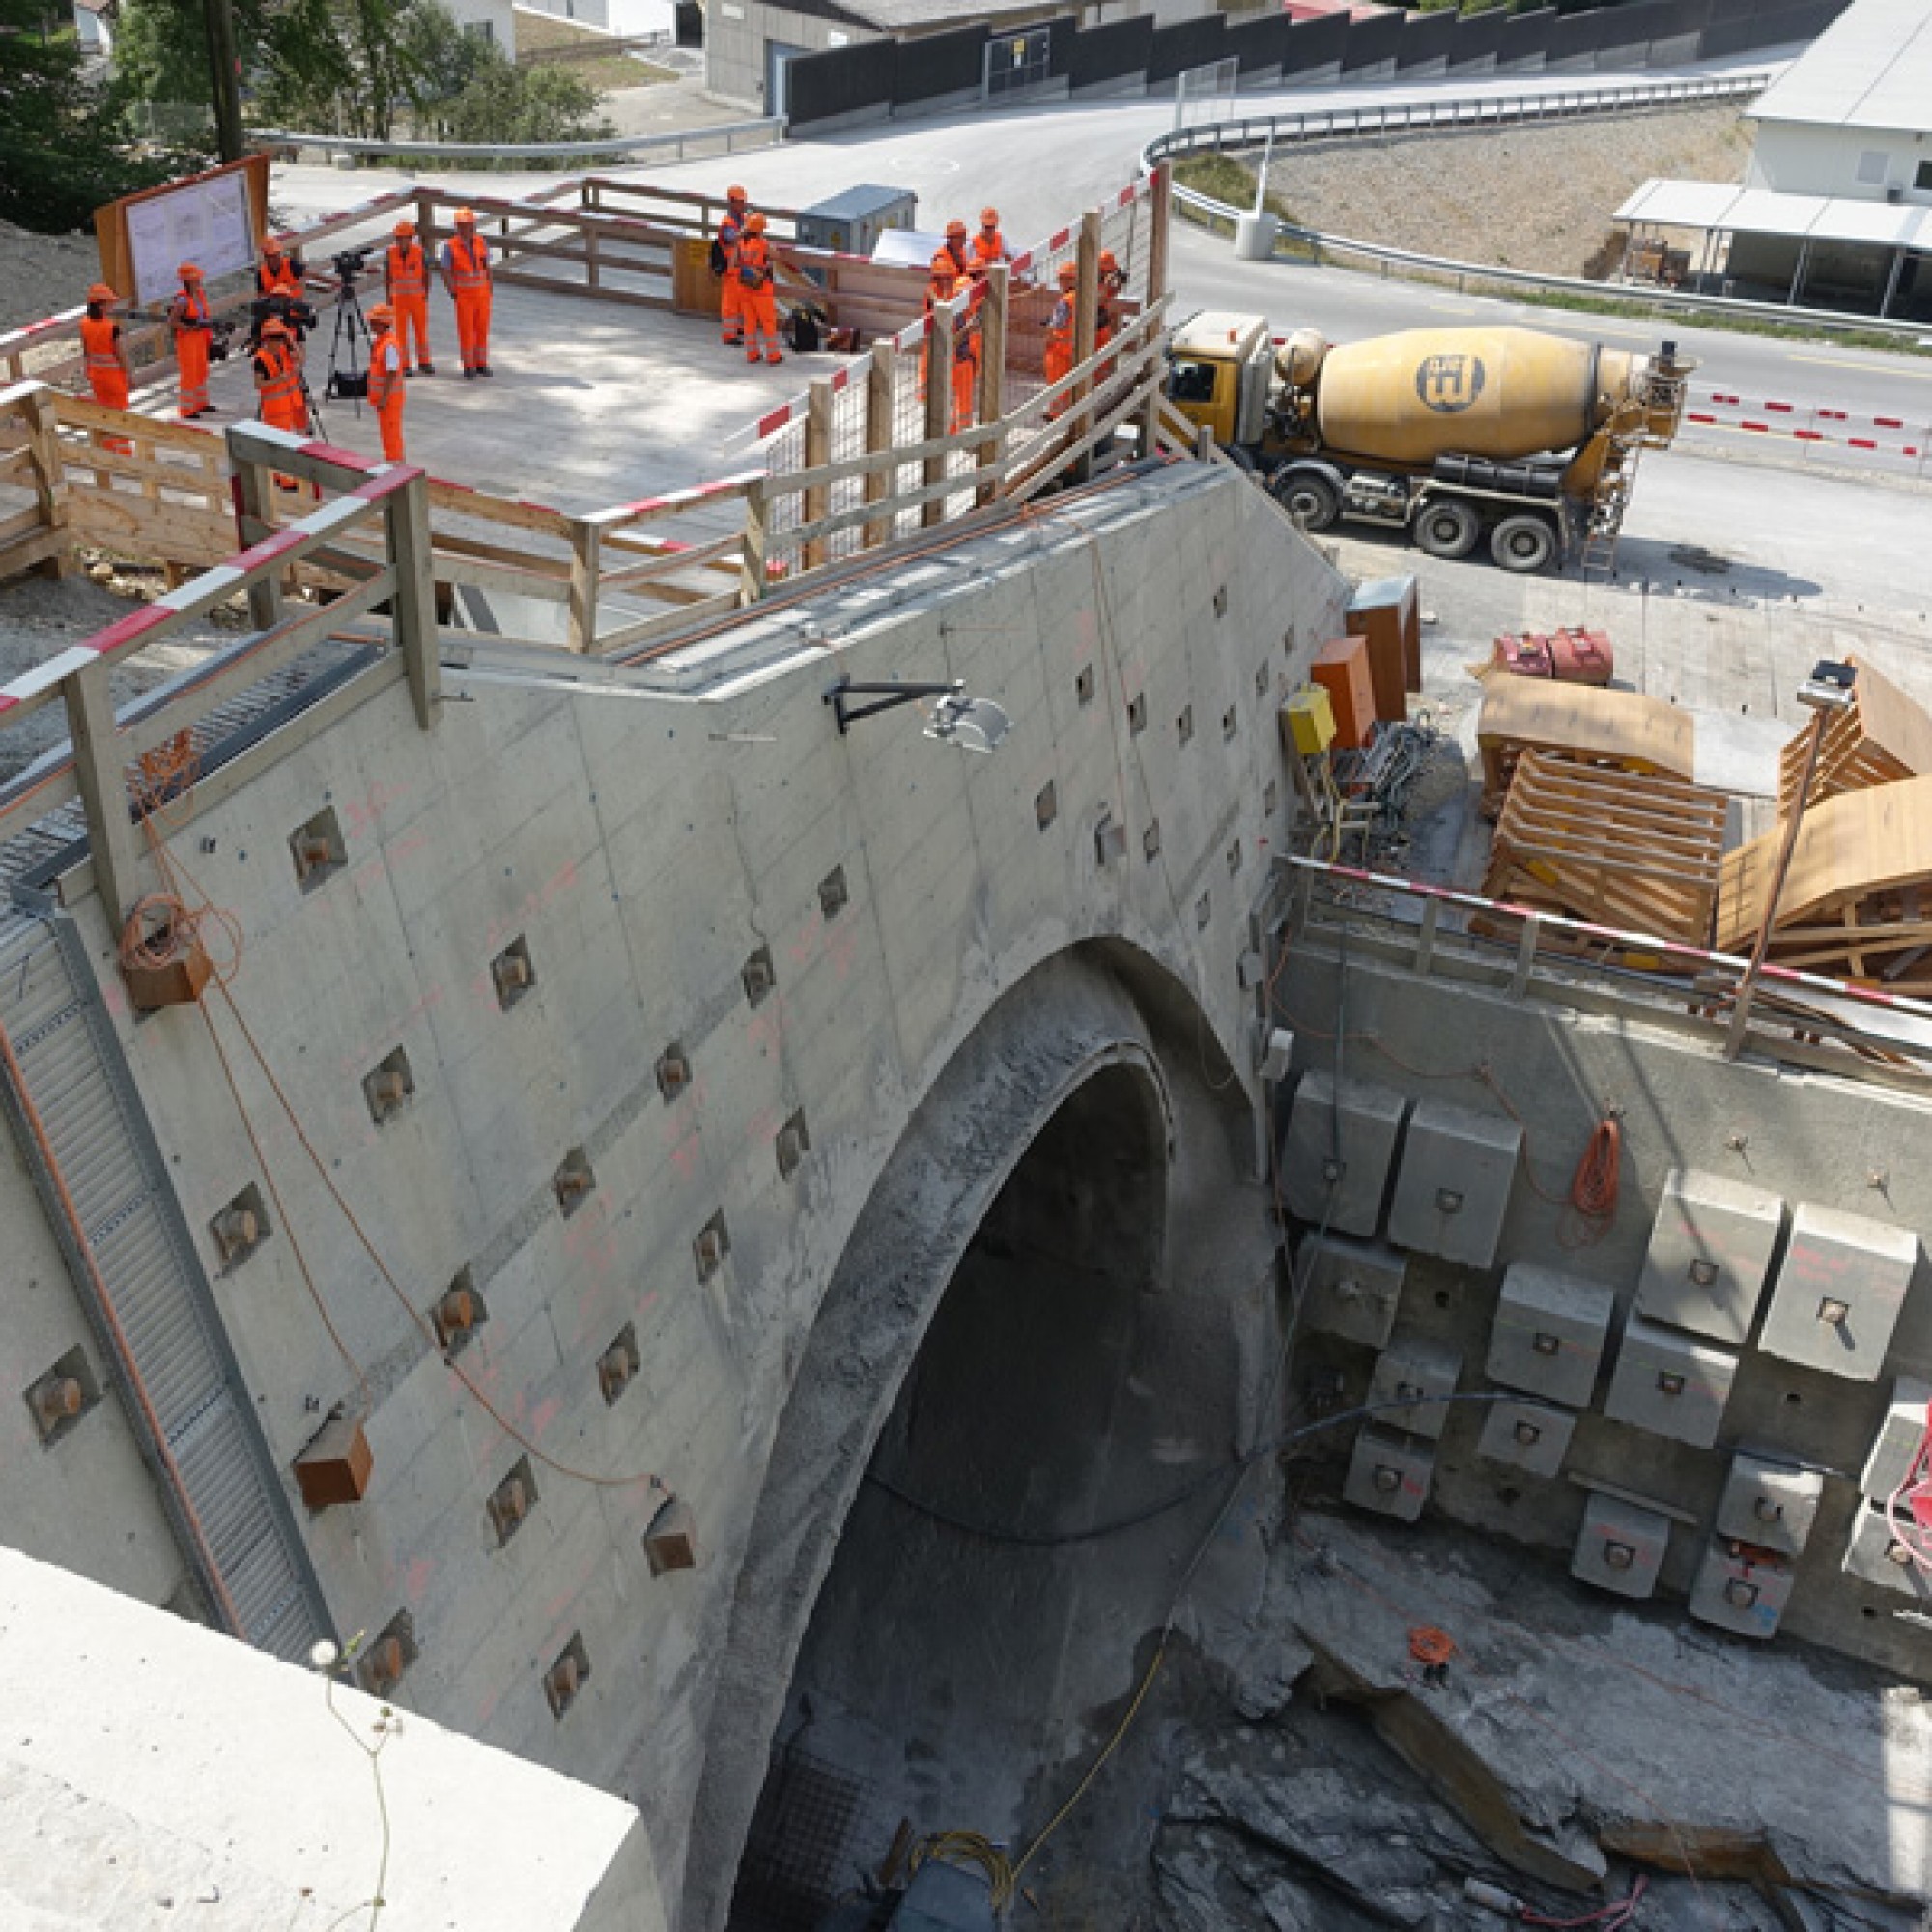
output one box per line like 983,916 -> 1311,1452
125,169 -> 256,309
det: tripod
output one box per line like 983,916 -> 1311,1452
325,273 -> 374,412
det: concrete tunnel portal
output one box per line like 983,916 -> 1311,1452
682,946 -> 1278,1932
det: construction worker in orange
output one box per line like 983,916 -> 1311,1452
256,238 -> 302,300
166,263 -> 216,420
1042,260 -> 1077,416
366,302 -> 408,462
735,212 -> 781,365
943,218 -> 972,282
80,282 -> 134,454
923,252 -> 978,434
252,314 -> 308,490
713,185 -> 751,348
384,221 -> 435,376
970,207 -> 1010,274
440,208 -> 494,379
1094,247 -> 1123,384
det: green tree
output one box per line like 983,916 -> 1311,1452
420,44 -> 615,155
0,0 -> 182,229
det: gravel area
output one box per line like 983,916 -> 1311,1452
0,221 -> 99,334
1253,103 -> 1750,278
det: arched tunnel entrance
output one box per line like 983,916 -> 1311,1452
686,951 -> 1278,1932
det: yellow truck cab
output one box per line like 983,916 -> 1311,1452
1167,311 -> 1274,453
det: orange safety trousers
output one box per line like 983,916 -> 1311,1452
454,288 -> 492,371
87,366 -> 133,451
395,295 -> 431,367
175,327 -> 210,417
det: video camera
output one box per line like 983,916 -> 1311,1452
248,290 -> 318,346
332,246 -> 371,282
207,316 -> 239,363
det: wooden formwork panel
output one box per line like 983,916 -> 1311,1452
1776,655 -> 1932,816
1718,774 -> 1932,989
1476,675 -> 1695,817
1482,749 -> 1727,947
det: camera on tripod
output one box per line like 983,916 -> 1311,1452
207,317 -> 238,363
249,291 -> 317,344
332,246 -> 371,282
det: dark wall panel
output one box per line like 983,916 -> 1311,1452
892,23 -> 986,104
1225,10 -> 1290,73
1339,11 -> 1403,71
786,39 -> 895,127
1042,14 -> 1079,79
1396,10 -> 1458,69
1445,8 -> 1508,67
1146,14 -> 1228,85
1547,9 -> 1610,58
1064,13 -> 1152,88
1281,10 -> 1349,72
1499,6 -> 1556,61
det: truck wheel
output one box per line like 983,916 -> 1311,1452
1271,469 -> 1339,532
1413,498 -> 1480,560
1490,512 -> 1557,574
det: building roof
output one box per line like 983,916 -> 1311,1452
1748,0 -> 1932,135
1616,176 -> 1932,251
832,0 -> 1057,28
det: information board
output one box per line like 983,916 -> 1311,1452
124,168 -> 255,307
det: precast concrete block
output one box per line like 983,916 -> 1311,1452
1758,1204 -> 1918,1381
1367,1334 -> 1462,1439
1282,1070 -> 1406,1237
1488,1263 -> 1615,1407
1343,1425 -> 1433,1522
1689,1539 -> 1795,1640
1572,1492 -> 1670,1600
1298,1232 -> 1406,1349
1603,1314 -> 1738,1449
1385,1099 -> 1520,1268
1841,1500 -> 1932,1601
1636,1167 -> 1782,1343
1860,1376 -> 1932,1501
1475,1396 -> 1576,1479
1715,1451 -> 1825,1558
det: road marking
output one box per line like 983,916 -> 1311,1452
1790,353 -> 1932,382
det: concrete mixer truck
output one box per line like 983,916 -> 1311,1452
1164,315 -> 1691,573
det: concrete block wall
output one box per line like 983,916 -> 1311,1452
3,461 -> 1349,1927
1277,949 -> 1932,1680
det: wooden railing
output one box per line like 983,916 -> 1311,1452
56,398 -> 233,579
0,383 -> 69,581
0,426 -> 438,921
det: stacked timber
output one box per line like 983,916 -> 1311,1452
1482,749 -> 1727,946
1776,655 -> 1932,816
1717,775 -> 1932,991
1476,676 -> 1695,818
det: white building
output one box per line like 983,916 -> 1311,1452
1615,0 -> 1932,317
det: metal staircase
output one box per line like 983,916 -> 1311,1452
0,903 -> 331,1661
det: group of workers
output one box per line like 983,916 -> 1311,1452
77,207 -> 498,477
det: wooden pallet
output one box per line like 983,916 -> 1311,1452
1718,774 -> 1932,989
1476,676 -> 1695,819
1481,750 -> 1727,946
1776,654 -> 1932,816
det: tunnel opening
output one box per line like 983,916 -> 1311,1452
725,1057 -> 1232,1931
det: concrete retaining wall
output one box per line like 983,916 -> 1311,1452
2,462 -> 1350,1929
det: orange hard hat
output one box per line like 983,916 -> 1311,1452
393,219 -> 415,237
744,211 -> 767,233
455,206 -> 476,223
945,219 -> 967,241
929,249 -> 957,274
87,281 -> 116,304
1098,249 -> 1119,272
177,261 -> 202,281
369,301 -> 394,324
1057,260 -> 1078,286
727,184 -> 748,202
262,238 -> 284,254
980,206 -> 998,226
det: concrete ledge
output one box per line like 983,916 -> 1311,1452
892,84 -> 983,121
0,1547 -> 667,1932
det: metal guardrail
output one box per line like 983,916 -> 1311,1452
1143,70 -> 1932,345
251,114 -> 785,164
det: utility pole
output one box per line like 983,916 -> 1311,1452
202,0 -> 245,162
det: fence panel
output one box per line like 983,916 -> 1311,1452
893,25 -> 988,107
1339,11 -> 1404,72
1396,11 -> 1459,71
786,39 -> 896,128
1064,14 -> 1153,91
1147,15 -> 1227,87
